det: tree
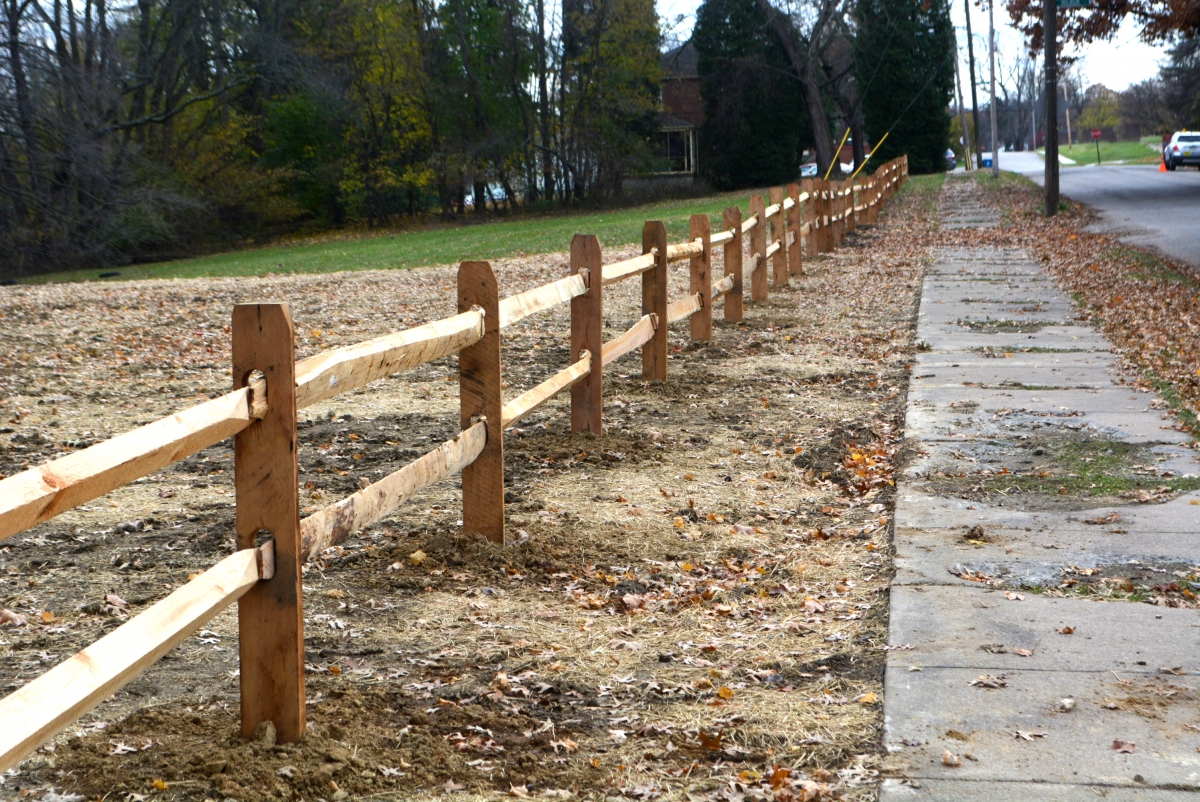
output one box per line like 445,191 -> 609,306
854,0 -> 955,173
1006,0 -> 1200,53
1078,84 -> 1120,130
693,0 -> 808,188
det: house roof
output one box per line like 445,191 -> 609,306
660,113 -> 694,130
662,40 -> 698,79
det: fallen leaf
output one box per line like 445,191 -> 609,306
1059,626 -> 1075,635
151,779 -> 169,791
1011,730 -> 1046,741
409,550 -> 427,566
942,749 -> 962,767
1112,739 -> 1136,753
0,609 -> 28,627
277,766 -> 298,778
698,731 -> 722,751
968,674 -> 1008,689
444,780 -> 466,792
859,692 -> 878,704
608,729 -> 628,743
1004,592 -> 1024,601
717,686 -> 734,700
1013,648 -> 1035,657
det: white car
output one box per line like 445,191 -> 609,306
1164,131 -> 1200,170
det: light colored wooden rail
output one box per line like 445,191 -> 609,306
665,238 -> 703,263
766,240 -> 781,259
601,251 -> 656,286
295,310 -> 484,409
710,228 -> 735,247
764,202 -> 781,219
499,273 -> 588,329
0,545 -> 268,774
300,422 -> 487,560
740,214 -> 759,234
667,293 -> 703,325
711,274 -> 735,300
601,314 -> 656,367
501,351 -> 591,429
0,377 -> 267,542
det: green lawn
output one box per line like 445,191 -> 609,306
23,192 -> 765,285
1037,140 -> 1162,166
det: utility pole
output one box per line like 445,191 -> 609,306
964,0 -> 983,168
1044,0 -> 1059,216
955,41 -> 974,170
988,0 -> 999,176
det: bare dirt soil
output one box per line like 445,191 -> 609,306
0,183 -> 941,802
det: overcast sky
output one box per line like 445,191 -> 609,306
658,0 -> 1171,102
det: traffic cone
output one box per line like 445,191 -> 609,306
1159,157 -> 1168,172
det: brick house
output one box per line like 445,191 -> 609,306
657,41 -> 702,174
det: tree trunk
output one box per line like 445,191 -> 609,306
5,0 -> 44,200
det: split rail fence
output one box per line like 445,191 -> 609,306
0,157 -> 907,770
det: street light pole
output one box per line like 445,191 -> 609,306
1044,0 -> 1059,216
988,0 -> 999,177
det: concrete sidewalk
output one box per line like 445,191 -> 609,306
881,175 -> 1200,800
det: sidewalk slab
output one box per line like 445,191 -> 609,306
881,779 -> 1200,800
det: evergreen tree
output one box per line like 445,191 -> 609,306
854,0 -> 954,174
693,0 -> 809,189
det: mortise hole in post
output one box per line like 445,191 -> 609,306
252,528 -> 273,548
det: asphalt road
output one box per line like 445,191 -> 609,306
1005,155 -> 1200,268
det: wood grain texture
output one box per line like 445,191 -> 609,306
570,235 -> 603,435
667,293 -> 702,324
768,186 -> 787,287
786,183 -> 804,277
688,213 -> 712,341
0,547 -> 262,775
722,206 -> 743,323
233,303 -> 305,743
641,221 -> 668,382
711,274 -> 735,299
666,239 -> 703,263
504,352 -> 591,429
602,315 -> 655,368
748,194 -> 767,303
0,379 -> 264,542
458,261 -> 504,545
300,423 -> 486,560
800,179 -> 816,257
601,252 -> 656,286
498,274 -> 587,329
295,311 -> 483,409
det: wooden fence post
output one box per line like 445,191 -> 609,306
232,303 -> 305,744
459,261 -> 504,544
642,221 -> 668,381
800,179 -> 817,258
689,213 -> 712,341
748,194 -> 767,303
846,180 -> 857,234
786,183 -> 804,278
723,206 -> 743,323
820,181 -> 834,253
571,235 -> 603,435
833,181 -> 845,248
768,186 -> 787,287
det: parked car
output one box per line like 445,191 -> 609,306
800,163 -> 818,178
945,148 -> 957,170
1164,131 -> 1200,170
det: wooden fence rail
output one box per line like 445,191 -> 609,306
0,156 -> 908,773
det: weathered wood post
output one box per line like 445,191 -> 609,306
642,221 -> 668,381
723,206 -> 743,323
800,178 -> 817,258
459,261 -> 504,544
786,183 -> 804,277
689,213 -> 712,342
748,194 -> 768,303
833,181 -> 845,248
232,302 -> 305,743
571,235 -> 603,435
846,179 -> 857,234
768,186 -> 787,287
